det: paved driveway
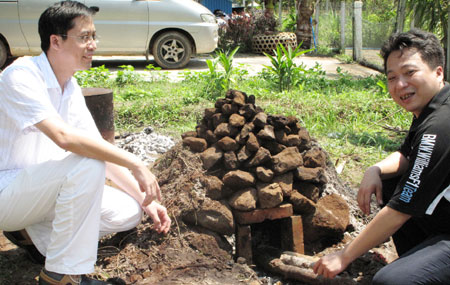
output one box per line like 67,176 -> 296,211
92,53 -> 381,82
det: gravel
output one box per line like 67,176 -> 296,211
116,126 -> 175,165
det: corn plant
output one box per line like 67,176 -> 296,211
204,46 -> 240,99
263,43 -> 313,91
217,46 -> 239,91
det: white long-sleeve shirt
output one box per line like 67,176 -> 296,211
0,53 -> 100,190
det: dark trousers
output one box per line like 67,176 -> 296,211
372,177 -> 450,284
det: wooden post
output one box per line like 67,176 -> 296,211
340,1 -> 346,53
352,1 -> 362,62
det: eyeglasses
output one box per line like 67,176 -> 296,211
59,34 -> 100,45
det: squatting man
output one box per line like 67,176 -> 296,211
314,29 -> 450,284
0,1 -> 171,284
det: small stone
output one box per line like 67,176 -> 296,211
246,133 -> 260,152
224,151 -> 239,170
256,166 -> 274,183
222,170 -> 256,188
253,112 -> 267,128
217,136 -> 239,151
229,188 -> 258,211
303,147 -> 327,168
257,125 -> 276,141
222,103 -> 238,115
237,145 -> 252,162
272,147 -> 303,174
229,114 -> 246,128
182,137 -> 207,152
245,147 -> 271,167
257,182 -> 283,209
144,126 -> 154,134
200,145 -> 223,169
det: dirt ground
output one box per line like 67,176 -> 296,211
0,141 -> 397,285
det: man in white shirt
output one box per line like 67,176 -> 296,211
0,1 -> 171,284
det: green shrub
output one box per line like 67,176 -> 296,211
218,10 -> 278,52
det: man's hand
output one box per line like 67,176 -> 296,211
131,163 -> 162,206
313,250 -> 349,279
357,166 -> 383,215
143,201 -> 171,234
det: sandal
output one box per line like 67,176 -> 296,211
3,229 -> 45,264
39,269 -> 122,285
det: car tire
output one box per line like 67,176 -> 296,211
152,31 -> 192,69
0,40 -> 7,70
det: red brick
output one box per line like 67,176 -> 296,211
281,216 -> 304,254
235,225 -> 252,264
234,203 -> 293,225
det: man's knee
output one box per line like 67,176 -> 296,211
100,188 -> 143,234
372,266 -> 398,285
65,155 -> 106,184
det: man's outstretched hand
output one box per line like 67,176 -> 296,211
143,201 -> 171,234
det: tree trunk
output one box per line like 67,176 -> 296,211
296,0 -> 315,48
395,0 -> 407,33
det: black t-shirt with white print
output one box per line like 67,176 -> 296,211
388,84 -> 450,234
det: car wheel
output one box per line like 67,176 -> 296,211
152,31 -> 192,69
0,40 -> 7,69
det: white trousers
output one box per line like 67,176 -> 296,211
0,154 -> 142,274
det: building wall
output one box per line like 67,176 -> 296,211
201,0 -> 232,16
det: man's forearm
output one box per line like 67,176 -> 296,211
373,151 -> 409,179
106,162 -> 146,205
36,117 -> 143,171
341,206 -> 410,264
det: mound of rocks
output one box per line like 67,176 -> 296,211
182,90 -> 349,246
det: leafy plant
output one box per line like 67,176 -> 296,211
217,46 -> 239,91
145,63 -> 170,82
74,65 -> 111,87
263,43 -> 313,91
202,46 -> 240,99
115,65 -> 142,86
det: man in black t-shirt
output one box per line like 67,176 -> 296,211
313,29 -> 450,284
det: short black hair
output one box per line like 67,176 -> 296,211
381,29 -> 445,73
38,1 -> 97,52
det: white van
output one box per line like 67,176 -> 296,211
0,0 -> 218,69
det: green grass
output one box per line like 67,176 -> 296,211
75,62 -> 411,188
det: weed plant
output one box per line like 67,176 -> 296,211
74,65 -> 112,88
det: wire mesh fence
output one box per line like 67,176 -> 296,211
313,1 -> 394,68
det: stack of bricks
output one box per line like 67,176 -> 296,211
182,89 -> 330,263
